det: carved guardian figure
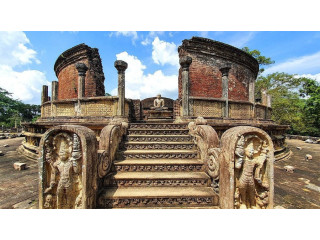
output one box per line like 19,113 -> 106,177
44,133 -> 82,208
219,126 -> 274,209
39,125 -> 98,209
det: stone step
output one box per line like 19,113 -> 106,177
114,159 -> 204,172
104,172 -> 210,188
98,187 -> 218,208
124,142 -> 196,150
129,123 -> 187,130
117,149 -> 198,160
127,135 -> 193,143
128,129 -> 189,135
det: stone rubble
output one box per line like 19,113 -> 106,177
284,165 -> 295,173
305,154 -> 312,160
13,162 -> 27,171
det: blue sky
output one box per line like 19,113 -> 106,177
1,31 -> 320,105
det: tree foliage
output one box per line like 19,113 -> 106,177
300,78 -> 320,135
242,47 -> 275,74
243,47 -> 320,136
0,87 -> 40,127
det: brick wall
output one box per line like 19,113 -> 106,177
55,44 -> 105,100
178,37 -> 258,102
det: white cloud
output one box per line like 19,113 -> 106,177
228,32 -> 256,48
141,31 -> 164,46
0,31 -> 40,67
112,51 -> 178,99
0,65 -> 50,104
152,37 -> 179,67
110,31 -> 138,44
264,51 -> 320,75
297,73 -> 320,83
0,31 -> 48,104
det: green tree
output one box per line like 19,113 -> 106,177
242,47 -> 320,136
300,78 -> 320,136
242,47 -> 275,74
0,87 -> 40,127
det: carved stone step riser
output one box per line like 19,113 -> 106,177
123,144 -> 196,151
104,179 -> 210,188
129,124 -> 187,129
117,153 -> 199,160
128,130 -> 189,135
114,165 -> 204,172
98,197 -> 218,208
127,136 -> 193,142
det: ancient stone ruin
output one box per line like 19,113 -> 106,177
19,37 -> 290,209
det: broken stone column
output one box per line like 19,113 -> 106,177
248,79 -> 255,103
75,62 -> 88,99
261,89 -> 268,106
267,94 -> 272,108
220,66 -> 231,118
51,81 -> 59,101
180,56 -> 192,117
114,60 -> 128,117
41,85 -> 49,104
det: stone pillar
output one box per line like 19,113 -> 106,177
267,94 -> 272,108
261,89 -> 267,106
51,81 -> 59,101
41,85 -> 48,104
114,60 -> 128,117
220,66 -> 231,118
75,62 -> 88,99
248,79 -> 255,103
179,56 -> 192,117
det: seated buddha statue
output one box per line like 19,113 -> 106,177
150,94 -> 168,110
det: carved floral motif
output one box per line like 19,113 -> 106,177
130,124 -> 187,129
115,164 -> 202,172
128,129 -> 189,135
128,136 -> 192,142
99,196 -> 215,208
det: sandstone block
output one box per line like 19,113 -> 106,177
305,154 -> 312,160
284,165 -> 295,173
14,162 -> 27,171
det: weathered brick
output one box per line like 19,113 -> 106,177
54,44 -> 105,100
178,37 -> 258,102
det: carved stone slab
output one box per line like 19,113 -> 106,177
39,125 -> 98,209
219,126 -> 274,209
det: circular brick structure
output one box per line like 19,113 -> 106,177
54,43 -> 105,100
178,37 -> 259,103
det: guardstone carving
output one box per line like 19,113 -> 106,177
188,117 -> 220,184
219,126 -> 274,209
98,120 -> 128,178
39,125 -> 98,209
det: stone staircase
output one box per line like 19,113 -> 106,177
98,123 -> 219,208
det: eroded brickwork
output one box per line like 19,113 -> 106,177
54,44 -> 105,100
178,37 -> 258,102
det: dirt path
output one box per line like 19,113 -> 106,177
0,137 -> 319,209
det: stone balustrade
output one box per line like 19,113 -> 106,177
189,97 -> 272,120
40,96 -> 130,118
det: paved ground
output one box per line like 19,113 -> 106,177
0,137 -> 319,209
0,137 -> 38,209
274,139 -> 320,209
